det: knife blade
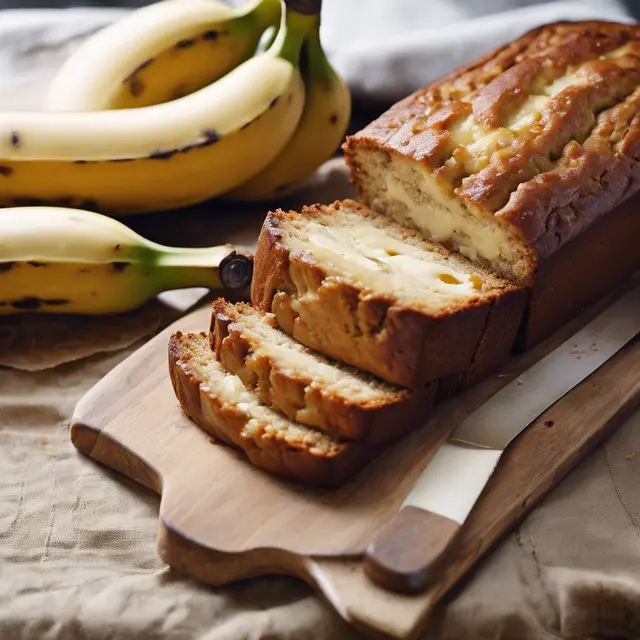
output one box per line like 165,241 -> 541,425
365,280 -> 640,594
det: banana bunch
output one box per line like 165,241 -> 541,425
0,2 -> 307,214
0,206 -> 252,315
0,0 -> 351,316
46,0 -> 351,202
0,0 -> 351,214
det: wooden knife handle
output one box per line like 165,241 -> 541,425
364,506 -> 461,594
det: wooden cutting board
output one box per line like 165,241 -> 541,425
69,282 -> 640,640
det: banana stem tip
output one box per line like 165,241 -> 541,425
283,0 -> 322,15
220,252 -> 254,290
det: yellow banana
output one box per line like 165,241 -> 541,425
0,206 -> 253,315
46,0 -> 281,111
0,3 -> 314,215
227,18 -> 351,201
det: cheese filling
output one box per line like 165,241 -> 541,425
285,219 -> 485,305
383,165 -> 513,266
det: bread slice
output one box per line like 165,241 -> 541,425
169,331 -> 372,486
251,199 -> 526,388
209,299 -> 436,443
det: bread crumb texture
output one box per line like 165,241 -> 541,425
174,332 -> 343,456
213,300 -> 405,404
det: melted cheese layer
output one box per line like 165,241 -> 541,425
285,219 -> 485,307
384,169 -> 512,264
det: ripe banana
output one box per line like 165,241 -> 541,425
46,0 -> 281,111
227,18 -> 351,201
0,206 -> 253,315
0,3 -> 314,215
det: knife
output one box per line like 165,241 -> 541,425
364,280 -> 640,594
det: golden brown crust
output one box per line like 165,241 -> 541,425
436,286 -> 528,401
250,201 -> 521,387
208,299 -> 437,443
345,20 -> 640,263
168,331 -> 374,487
517,193 -> 640,350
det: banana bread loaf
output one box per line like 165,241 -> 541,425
251,199 -> 526,387
209,299 -> 437,442
344,20 -> 640,347
169,331 -> 373,486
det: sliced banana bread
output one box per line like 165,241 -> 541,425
251,199 -> 527,388
209,299 -> 436,443
344,21 -> 640,347
169,331 -> 372,486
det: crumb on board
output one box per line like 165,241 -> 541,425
626,452 -> 636,460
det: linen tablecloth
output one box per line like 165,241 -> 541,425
1,2 -> 640,638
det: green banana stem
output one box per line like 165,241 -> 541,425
303,16 -> 334,83
270,0 -> 320,64
235,0 -> 281,31
144,245 -> 253,291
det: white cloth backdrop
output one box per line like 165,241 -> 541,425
0,0 -> 632,108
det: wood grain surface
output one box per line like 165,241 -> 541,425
69,280 -> 640,639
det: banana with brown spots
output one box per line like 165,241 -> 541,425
0,1 -> 314,215
46,0 -> 281,111
0,206 -> 253,315
45,0 -> 350,202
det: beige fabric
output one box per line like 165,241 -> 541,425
2,349 -> 639,639
0,299 -> 186,371
0,19 -> 639,640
